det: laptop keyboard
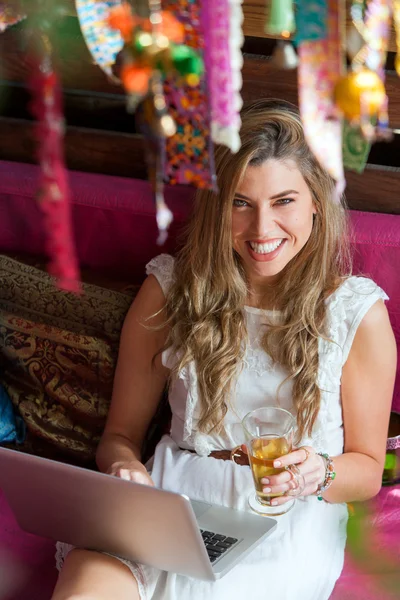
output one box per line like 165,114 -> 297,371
200,530 -> 239,563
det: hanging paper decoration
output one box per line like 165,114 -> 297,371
335,0 -> 392,141
75,0 -> 124,78
352,0 -> 391,76
342,120 -> 371,173
265,0 -> 295,37
334,68 -> 386,121
394,0 -> 400,75
228,0 -> 244,143
108,1 -> 202,112
265,1 -> 298,71
161,0 -> 216,189
202,0 -> 244,153
30,36 -> 80,292
135,95 -> 171,245
297,0 -> 345,196
0,2 -> 25,32
270,40 -> 298,70
107,0 -> 204,244
141,0 -> 174,245
295,0 -> 328,44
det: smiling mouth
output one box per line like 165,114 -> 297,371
248,239 -> 284,254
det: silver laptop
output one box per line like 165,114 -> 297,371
0,447 -> 277,581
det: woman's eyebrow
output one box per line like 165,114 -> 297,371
234,192 -> 252,200
270,189 -> 299,199
234,190 -> 299,201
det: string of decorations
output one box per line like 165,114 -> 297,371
2,0 -> 80,292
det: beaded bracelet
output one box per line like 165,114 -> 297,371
315,452 -> 336,501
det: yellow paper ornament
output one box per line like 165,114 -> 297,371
333,68 -> 386,121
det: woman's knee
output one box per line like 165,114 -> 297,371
52,548 -> 140,600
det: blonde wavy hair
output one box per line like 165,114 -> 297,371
162,99 -> 351,441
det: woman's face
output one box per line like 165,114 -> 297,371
232,159 -> 316,291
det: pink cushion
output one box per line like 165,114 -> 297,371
0,161 -> 192,282
350,211 -> 400,413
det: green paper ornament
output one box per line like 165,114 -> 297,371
170,44 -> 204,77
342,120 -> 372,173
266,0 -> 296,37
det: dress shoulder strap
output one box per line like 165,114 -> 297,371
327,276 -> 389,364
145,254 -> 175,296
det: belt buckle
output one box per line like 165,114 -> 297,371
230,445 -> 248,466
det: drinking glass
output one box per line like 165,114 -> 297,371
242,407 -> 305,516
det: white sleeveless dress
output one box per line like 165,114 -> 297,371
56,254 -> 388,600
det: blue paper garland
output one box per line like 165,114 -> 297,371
295,0 -> 328,44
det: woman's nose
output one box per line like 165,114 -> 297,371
255,206 -> 276,237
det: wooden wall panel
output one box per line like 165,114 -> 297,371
345,168 -> 400,214
242,0 -> 397,53
1,26 -> 400,126
0,117 -> 147,179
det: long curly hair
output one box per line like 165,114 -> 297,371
161,99 -> 351,441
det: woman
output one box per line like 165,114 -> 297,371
52,100 -> 396,600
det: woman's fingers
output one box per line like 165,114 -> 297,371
264,481 -> 320,506
262,470 -> 321,495
262,494 -> 293,506
262,479 -> 298,495
272,446 -> 314,468
110,466 -> 155,486
261,460 -> 314,486
261,470 -> 292,486
243,443 -> 324,499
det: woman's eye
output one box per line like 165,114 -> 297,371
233,198 -> 249,207
274,198 -> 294,206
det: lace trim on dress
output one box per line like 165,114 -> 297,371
318,277 -> 388,391
55,541 -> 73,573
341,279 -> 388,364
242,328 -> 275,377
179,361 -> 213,456
311,276 -> 388,448
145,254 -> 175,297
55,542 -> 148,599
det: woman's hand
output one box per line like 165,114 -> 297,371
107,460 -> 155,487
260,446 -> 325,506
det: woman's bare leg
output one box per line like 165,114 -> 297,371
51,549 -> 141,600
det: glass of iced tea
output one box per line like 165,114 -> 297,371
242,407 -> 305,516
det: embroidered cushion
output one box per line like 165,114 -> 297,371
0,255 -> 138,462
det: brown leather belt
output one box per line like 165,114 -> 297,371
182,446 -> 250,467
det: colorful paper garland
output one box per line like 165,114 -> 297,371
75,0 -> 123,78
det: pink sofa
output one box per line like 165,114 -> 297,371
0,160 -> 399,599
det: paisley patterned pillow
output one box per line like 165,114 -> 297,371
0,255 -> 138,462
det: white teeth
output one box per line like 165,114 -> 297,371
249,239 -> 284,254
